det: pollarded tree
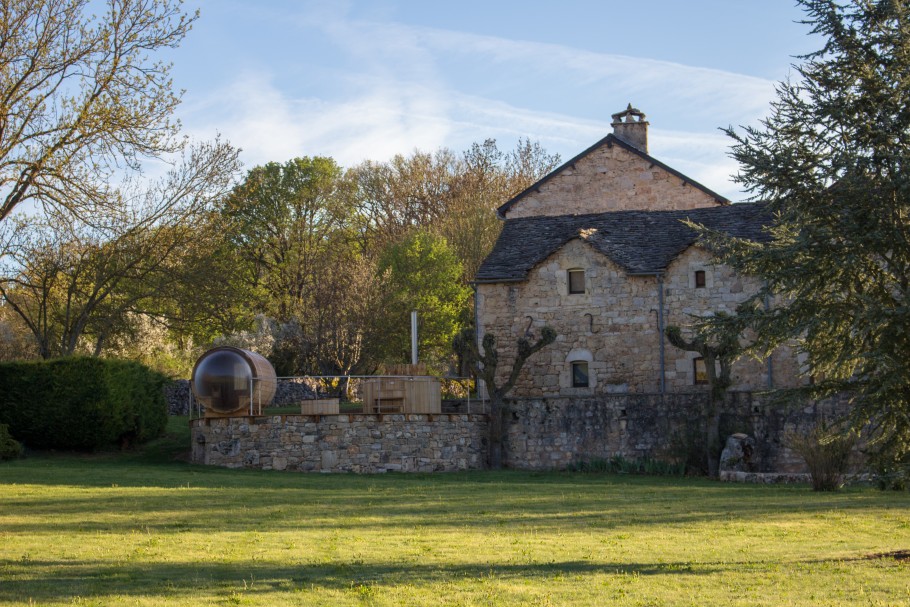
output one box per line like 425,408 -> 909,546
665,315 -> 741,477
695,0 -> 910,467
0,0 -> 196,224
454,325 -> 556,469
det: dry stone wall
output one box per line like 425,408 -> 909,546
501,392 -> 854,473
505,141 -> 721,219
191,413 -> 486,473
189,393 -> 852,476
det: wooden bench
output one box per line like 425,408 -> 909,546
370,396 -> 404,413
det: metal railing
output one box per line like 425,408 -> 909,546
189,374 -> 485,419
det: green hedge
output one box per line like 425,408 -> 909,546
0,358 -> 168,450
0,423 -> 22,460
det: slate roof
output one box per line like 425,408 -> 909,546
496,134 -> 730,218
474,203 -> 772,282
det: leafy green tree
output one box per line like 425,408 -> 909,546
376,231 -> 471,369
154,211 -> 259,348
350,140 -> 559,280
349,149 -> 456,258
221,157 -> 352,321
218,157 -> 385,375
696,0 -> 910,465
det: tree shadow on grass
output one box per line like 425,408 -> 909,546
1,469 -> 905,543
0,557 -> 722,603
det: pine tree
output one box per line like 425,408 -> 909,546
698,0 -> 910,468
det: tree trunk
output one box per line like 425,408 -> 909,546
706,396 -> 721,477
488,395 -> 504,469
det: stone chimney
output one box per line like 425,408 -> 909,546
611,104 -> 648,153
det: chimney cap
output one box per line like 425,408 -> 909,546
611,103 -> 647,124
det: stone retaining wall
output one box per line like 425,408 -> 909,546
191,413 -> 486,473
190,393 -> 855,476
501,392 -> 855,473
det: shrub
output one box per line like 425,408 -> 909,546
787,422 -> 856,491
0,423 -> 22,460
0,357 -> 168,450
668,421 -> 711,476
870,448 -> 910,491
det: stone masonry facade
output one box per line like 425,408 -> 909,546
476,241 -> 801,397
503,139 -> 723,219
475,106 -> 803,399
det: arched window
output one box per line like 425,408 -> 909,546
565,349 -> 594,390
571,361 -> 589,387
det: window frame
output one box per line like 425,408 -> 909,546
693,357 -> 709,385
571,361 -> 590,388
567,268 -> 585,295
694,270 -> 706,288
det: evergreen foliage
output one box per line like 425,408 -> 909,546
694,0 -> 910,462
0,358 -> 168,450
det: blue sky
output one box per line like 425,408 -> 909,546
170,1 -> 820,200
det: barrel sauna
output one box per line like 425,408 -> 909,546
191,347 -> 277,416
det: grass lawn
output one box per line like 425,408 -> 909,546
1,418 -> 908,606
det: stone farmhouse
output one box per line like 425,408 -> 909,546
191,106 -> 834,477
474,105 -> 803,397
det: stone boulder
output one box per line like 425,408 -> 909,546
719,433 -> 757,473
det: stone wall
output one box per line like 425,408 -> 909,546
189,393 -> 854,476
476,241 -> 802,397
501,392 -> 853,473
504,140 -> 722,219
191,413 -> 486,473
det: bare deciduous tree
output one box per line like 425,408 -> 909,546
0,0 -> 196,223
0,139 -> 240,357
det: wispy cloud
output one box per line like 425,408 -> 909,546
177,7 -> 777,199
180,71 -> 456,167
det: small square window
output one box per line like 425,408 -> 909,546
572,361 -> 589,387
568,269 -> 585,294
694,357 -> 708,384
694,270 -> 706,288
